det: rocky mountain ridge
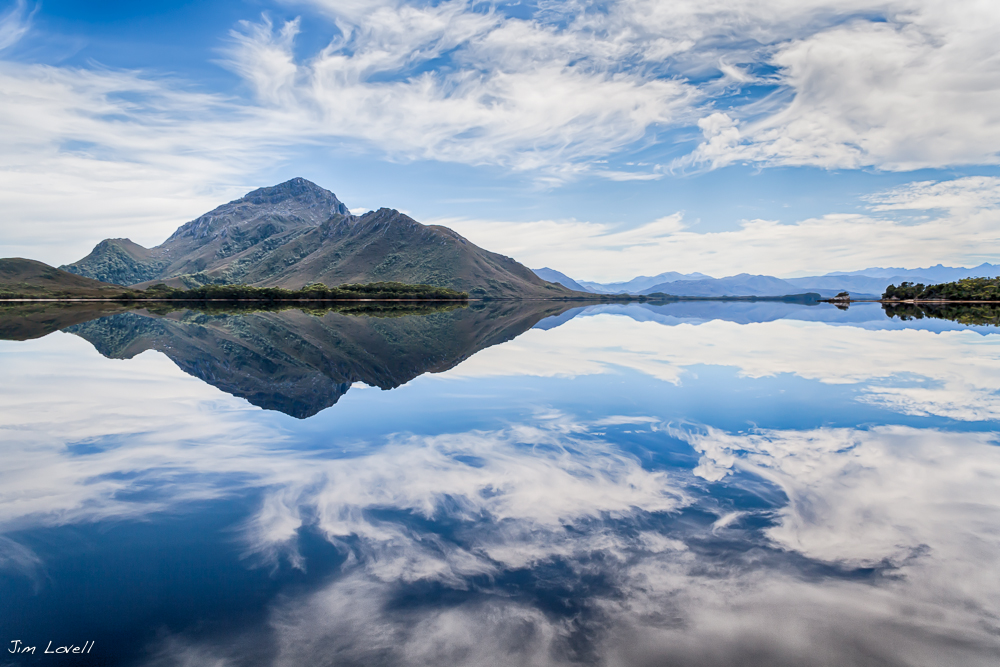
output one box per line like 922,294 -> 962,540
61,178 -> 574,299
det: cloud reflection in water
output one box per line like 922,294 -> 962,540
3,307 -> 1000,665
446,313 -> 1000,421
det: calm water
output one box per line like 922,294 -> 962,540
2,301 -> 1000,666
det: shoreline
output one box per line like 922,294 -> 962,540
8,296 -> 1000,305
824,299 -> 1000,304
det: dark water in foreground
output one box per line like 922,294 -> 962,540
1,301 -> 1000,666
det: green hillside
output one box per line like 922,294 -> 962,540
883,277 -> 1000,301
0,258 -> 131,298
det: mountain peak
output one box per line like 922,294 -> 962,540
239,177 -> 349,215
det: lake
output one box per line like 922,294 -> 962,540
2,300 -> 999,666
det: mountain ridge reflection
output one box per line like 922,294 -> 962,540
63,301 -> 577,418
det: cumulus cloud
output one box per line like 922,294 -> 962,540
682,2 -> 1000,170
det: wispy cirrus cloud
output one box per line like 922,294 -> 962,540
230,0 -> 1000,175
0,0 -> 32,52
0,57 -> 312,263
2,0 -> 1000,270
223,4 -> 698,181
864,176 -> 1000,211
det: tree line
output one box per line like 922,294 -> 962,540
883,277 -> 1000,301
141,281 -> 469,301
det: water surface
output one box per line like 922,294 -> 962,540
2,301 -> 999,666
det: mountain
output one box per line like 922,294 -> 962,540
824,263 -> 1000,282
0,258 -> 129,298
556,269 -> 924,298
784,274 -> 918,295
61,178 -> 575,299
639,274 -> 791,297
555,264 -> 1000,299
531,267 -> 592,292
636,273 -> 862,298
579,271 -> 711,294
64,301 -> 578,418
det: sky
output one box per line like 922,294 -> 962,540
1,0 -> 1000,281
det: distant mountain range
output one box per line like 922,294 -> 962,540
60,178 -> 575,299
579,271 -> 713,294
533,263 -> 1000,299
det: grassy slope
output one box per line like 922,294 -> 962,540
0,258 -> 130,298
231,210 -> 575,298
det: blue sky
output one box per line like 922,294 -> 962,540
2,0 -> 1000,280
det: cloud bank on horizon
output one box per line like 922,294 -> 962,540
1,0 -> 999,278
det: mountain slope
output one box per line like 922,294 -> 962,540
62,178 -> 576,299
0,258 -> 128,297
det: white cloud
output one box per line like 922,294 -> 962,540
223,4 -> 698,179
685,3 -> 1000,170
269,0 -> 1000,174
440,189 -> 1000,280
0,60 -> 312,264
2,0 -> 1000,270
866,176 -> 1000,211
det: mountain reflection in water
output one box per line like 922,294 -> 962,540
1,301 -> 1000,666
61,301 -> 575,418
